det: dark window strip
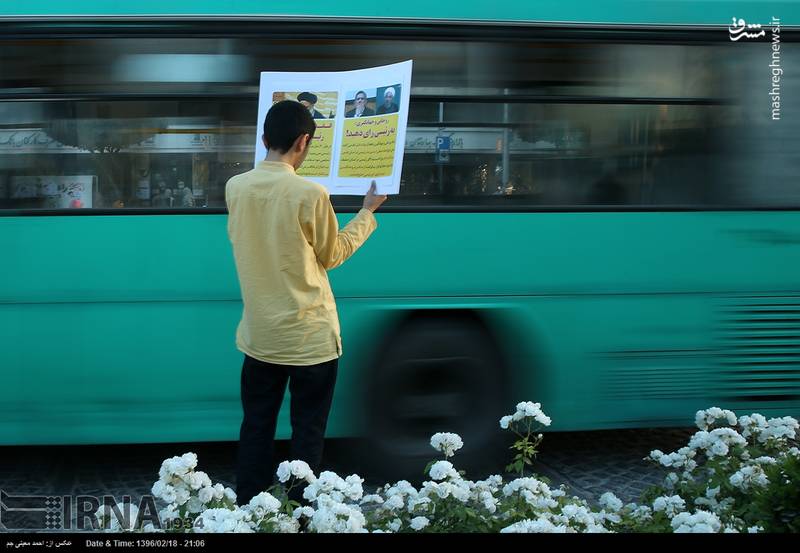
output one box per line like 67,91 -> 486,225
0,93 -> 730,106
3,205 -> 800,217
1,19 -> 795,43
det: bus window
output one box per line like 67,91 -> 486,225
1,32 -> 796,212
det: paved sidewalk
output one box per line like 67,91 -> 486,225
530,428 -> 694,503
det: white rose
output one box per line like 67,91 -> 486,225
429,460 -> 458,481
276,461 -> 291,483
384,494 -> 404,511
430,432 -> 464,458
410,516 -> 429,531
198,487 -> 215,504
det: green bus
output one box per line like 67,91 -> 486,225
1,1 -> 798,473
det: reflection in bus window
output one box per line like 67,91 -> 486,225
0,36 -> 797,210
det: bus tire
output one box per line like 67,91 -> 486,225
364,315 -> 509,481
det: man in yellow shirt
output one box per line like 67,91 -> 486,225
226,100 -> 386,505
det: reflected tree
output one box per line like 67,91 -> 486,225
45,115 -> 156,207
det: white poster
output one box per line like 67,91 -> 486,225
255,60 -> 413,195
10,175 -> 93,208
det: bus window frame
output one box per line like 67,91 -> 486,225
0,19 -> 797,215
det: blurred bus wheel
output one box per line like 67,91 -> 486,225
364,315 -> 509,482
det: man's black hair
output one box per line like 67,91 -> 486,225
263,100 -> 316,153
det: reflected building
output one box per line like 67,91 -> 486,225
0,29 -> 797,209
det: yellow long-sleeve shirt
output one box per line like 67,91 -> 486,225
225,160 -> 377,366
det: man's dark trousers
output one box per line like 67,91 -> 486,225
235,354 -> 338,505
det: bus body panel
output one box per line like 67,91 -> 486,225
2,1 -> 798,26
2,212 -> 798,444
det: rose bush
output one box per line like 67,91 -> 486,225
95,403 -> 798,533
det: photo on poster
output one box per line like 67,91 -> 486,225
274,91 -> 337,119
272,91 -> 338,177
255,60 -> 413,194
344,89 -> 376,118
375,84 -> 401,115
338,83 -> 403,179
